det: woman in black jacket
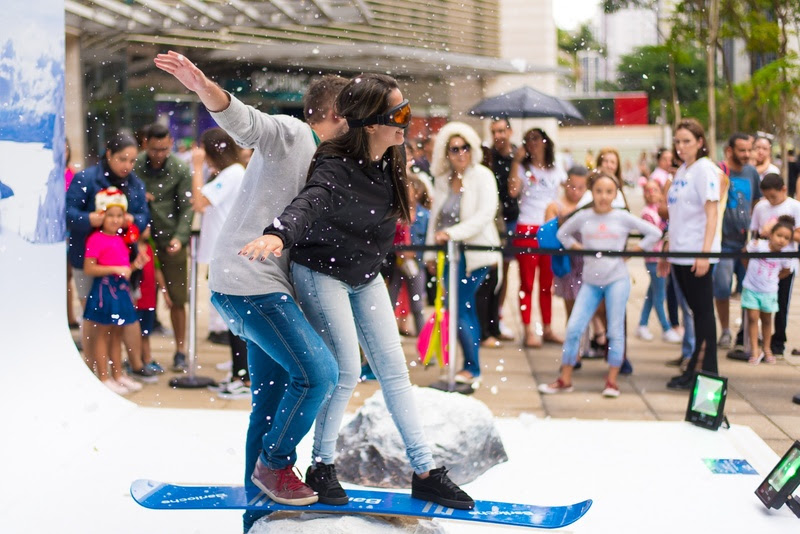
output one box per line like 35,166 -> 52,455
242,73 -> 473,510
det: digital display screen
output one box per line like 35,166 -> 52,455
691,375 -> 724,417
769,449 -> 800,491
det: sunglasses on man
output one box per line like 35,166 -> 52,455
347,100 -> 412,129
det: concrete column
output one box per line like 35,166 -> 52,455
483,0 -> 559,146
65,31 -> 86,171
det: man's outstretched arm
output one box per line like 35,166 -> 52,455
154,51 -> 230,112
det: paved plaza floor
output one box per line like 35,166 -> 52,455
77,255 -> 800,457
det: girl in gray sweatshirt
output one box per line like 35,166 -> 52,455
539,171 -> 662,398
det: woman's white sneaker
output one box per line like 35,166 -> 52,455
662,328 -> 682,343
636,326 -> 654,341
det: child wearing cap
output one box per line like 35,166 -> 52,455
83,187 -> 150,395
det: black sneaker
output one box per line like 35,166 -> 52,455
619,359 -> 633,375
305,462 -> 348,505
207,331 -> 230,345
172,352 -> 187,373
411,467 -> 474,510
666,373 -> 693,390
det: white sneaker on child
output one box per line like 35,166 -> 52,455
636,326 -> 654,341
118,375 -> 143,392
102,378 -> 130,396
662,328 -> 682,343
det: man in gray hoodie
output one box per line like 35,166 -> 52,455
155,51 -> 348,532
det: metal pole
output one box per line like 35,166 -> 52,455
446,240 -> 460,392
170,230 -> 215,388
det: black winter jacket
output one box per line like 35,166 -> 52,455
263,153 -> 398,287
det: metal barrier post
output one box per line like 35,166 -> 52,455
446,240 -> 460,392
170,230 -> 215,389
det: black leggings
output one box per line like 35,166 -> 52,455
476,266 -> 502,340
672,264 -> 717,375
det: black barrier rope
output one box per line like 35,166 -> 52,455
394,243 -> 800,260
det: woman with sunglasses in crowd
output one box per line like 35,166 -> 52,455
424,122 -> 502,385
241,74 -> 474,511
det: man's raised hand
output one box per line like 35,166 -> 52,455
154,51 -> 229,112
154,51 -> 207,93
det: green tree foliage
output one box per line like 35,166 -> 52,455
557,24 -> 603,90
613,45 -> 708,124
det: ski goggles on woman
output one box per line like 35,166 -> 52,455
347,100 -> 412,129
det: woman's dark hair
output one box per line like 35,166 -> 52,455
771,215 -> 795,235
311,73 -> 410,221
522,128 -> 555,168
106,131 -> 138,155
674,118 -> 709,159
200,127 -> 242,171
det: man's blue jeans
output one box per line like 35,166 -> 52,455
562,277 -> 630,368
210,291 -> 337,475
291,263 -> 437,475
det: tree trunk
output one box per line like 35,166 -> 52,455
719,42 -> 737,132
668,52 -> 681,125
706,0 -> 720,158
777,5 -> 789,181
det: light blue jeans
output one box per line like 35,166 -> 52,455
291,262 -> 436,475
562,277 -> 630,368
639,262 -> 671,331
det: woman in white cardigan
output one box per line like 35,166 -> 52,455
424,122 -> 502,384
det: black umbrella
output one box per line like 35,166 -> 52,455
469,86 -> 584,122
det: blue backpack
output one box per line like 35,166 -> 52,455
536,216 -> 572,278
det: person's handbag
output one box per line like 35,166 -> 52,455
417,251 -> 449,367
536,216 -> 572,278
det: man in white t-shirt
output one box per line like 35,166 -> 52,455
754,136 -> 781,181
749,174 -> 800,356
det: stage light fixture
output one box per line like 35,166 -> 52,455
684,372 -> 728,431
756,440 -> 800,518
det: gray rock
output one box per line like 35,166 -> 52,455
335,387 -> 507,488
251,513 -> 447,534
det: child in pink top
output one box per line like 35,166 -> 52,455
637,180 -> 681,343
83,187 -> 146,396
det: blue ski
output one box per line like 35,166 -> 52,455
131,479 -> 592,529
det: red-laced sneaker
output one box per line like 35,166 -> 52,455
538,378 -> 574,394
251,458 -> 318,506
602,380 -> 620,398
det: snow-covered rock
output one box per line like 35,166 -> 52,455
250,513 -> 447,534
335,387 -> 507,488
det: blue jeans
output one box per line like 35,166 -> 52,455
712,245 -> 742,299
291,263 -> 437,474
210,292 -> 337,473
670,270 -> 696,360
562,277 -> 630,367
639,262 -> 671,331
211,291 -> 338,533
444,253 -> 489,377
